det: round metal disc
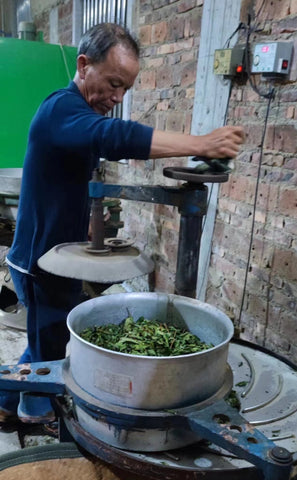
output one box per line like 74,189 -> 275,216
61,341 -> 297,479
37,242 -> 154,282
163,167 -> 228,184
104,238 -> 134,249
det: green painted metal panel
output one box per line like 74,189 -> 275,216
0,38 -> 77,168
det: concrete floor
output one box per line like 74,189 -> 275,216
0,322 -> 59,455
0,252 -> 59,457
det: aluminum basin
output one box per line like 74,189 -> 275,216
67,292 -> 234,410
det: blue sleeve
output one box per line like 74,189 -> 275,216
45,92 -> 154,162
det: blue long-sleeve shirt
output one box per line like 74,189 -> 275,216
7,81 -> 153,273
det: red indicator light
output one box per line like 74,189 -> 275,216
282,59 -> 289,69
262,46 -> 269,53
236,65 -> 243,73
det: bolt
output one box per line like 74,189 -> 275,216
270,447 -> 293,464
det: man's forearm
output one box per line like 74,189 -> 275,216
149,126 -> 245,160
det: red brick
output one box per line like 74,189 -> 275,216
167,16 -> 185,41
139,70 -> 156,89
256,182 -> 279,211
228,176 -> 255,203
254,0 -> 290,20
177,0 -> 196,13
284,157 -> 297,170
139,25 -> 152,45
244,124 -> 265,148
249,237 -> 274,268
222,279 -> 243,305
272,249 -> 297,281
262,154 -> 284,167
154,265 -> 175,293
156,65 -> 173,88
165,112 -> 184,132
58,1 -> 72,19
180,62 -> 197,87
151,21 -> 167,43
279,188 -> 297,217
264,125 -> 297,154
291,0 -> 297,14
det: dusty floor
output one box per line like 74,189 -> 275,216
0,285 -> 59,455
0,247 -> 63,456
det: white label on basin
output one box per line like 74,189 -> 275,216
94,368 -> 133,396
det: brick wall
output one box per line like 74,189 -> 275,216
206,0 -> 297,363
29,0 -> 297,363
31,0 -> 73,44
107,0 -> 204,294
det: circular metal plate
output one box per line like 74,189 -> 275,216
37,242 -> 154,283
63,359 -> 234,451
104,238 -> 134,249
62,341 -> 297,479
163,167 -> 228,184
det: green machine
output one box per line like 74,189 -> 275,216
0,37 -> 77,169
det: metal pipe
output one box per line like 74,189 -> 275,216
175,214 -> 203,298
90,198 -> 105,250
89,178 -> 208,297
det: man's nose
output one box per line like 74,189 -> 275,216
111,88 -> 125,104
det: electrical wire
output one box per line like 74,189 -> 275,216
243,15 -> 275,99
238,87 -> 275,323
196,69 -> 234,300
198,11 -> 276,307
224,22 -> 245,48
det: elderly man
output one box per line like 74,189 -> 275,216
3,23 -> 244,423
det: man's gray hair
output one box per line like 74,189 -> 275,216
77,23 -> 139,63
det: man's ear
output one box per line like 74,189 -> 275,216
77,55 -> 89,79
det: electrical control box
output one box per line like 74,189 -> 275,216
213,45 -> 245,76
251,42 -> 293,76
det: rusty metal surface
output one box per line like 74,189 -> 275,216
37,242 -> 154,282
163,167 -> 228,184
60,404 -> 261,480
61,340 -> 297,479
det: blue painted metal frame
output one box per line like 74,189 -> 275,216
88,181 -> 208,216
0,359 -> 293,479
0,360 -> 65,394
89,179 -> 208,298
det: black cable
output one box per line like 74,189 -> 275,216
224,22 -> 245,48
197,75 -> 233,299
243,17 -> 274,100
238,87 -> 275,324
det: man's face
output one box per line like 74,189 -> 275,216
79,44 -> 140,115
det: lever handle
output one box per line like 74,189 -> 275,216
187,399 -> 293,480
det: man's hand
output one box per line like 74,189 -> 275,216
150,126 -> 245,160
200,126 -> 245,159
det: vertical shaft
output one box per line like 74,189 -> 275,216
175,214 -> 203,298
90,197 -> 105,250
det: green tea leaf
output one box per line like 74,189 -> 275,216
80,317 -> 214,356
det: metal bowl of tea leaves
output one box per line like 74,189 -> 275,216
67,292 -> 234,410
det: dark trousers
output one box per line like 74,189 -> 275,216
9,266 -> 82,362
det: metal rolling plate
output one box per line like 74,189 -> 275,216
37,241 -> 154,283
64,340 -> 297,479
163,166 -> 229,184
